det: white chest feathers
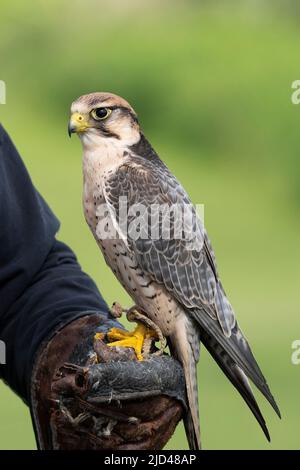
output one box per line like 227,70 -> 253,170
82,139 -> 126,232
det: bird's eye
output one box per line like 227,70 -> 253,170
91,107 -> 112,120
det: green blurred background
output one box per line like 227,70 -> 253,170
0,0 -> 299,450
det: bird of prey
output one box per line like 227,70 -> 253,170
68,92 -> 280,450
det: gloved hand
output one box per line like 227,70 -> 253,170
30,314 -> 186,450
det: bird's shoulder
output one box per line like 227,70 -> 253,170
106,150 -> 190,209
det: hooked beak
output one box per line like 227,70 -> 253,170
68,112 -> 90,137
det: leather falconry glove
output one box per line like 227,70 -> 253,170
30,314 -> 186,450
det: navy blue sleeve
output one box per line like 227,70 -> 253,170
0,125 -> 117,402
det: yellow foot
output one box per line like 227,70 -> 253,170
94,332 -> 105,341
106,324 -> 157,361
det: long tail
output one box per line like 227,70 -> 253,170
200,325 -> 271,440
192,308 -> 281,438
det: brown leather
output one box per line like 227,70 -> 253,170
30,314 -> 183,450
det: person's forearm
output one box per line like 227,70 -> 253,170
0,125 -> 59,317
0,238 -> 118,402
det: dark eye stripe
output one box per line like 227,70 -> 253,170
101,128 -> 121,140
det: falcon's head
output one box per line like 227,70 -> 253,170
68,92 -> 140,147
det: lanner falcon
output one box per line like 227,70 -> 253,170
68,92 -> 280,449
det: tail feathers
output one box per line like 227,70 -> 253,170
233,365 -> 270,441
192,308 -> 281,420
202,325 -> 270,440
198,318 -> 280,440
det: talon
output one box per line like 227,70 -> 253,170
106,323 -> 155,361
107,327 -> 132,340
94,332 -> 105,340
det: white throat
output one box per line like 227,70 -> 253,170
80,129 -> 133,189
